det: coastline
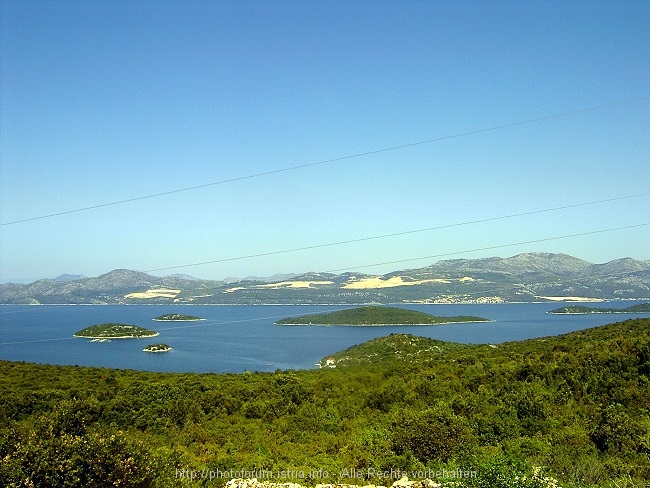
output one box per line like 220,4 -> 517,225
143,347 -> 172,353
548,311 -> 648,315
4,297 -> 650,307
4,303 -> 647,374
276,320 -> 493,327
74,332 -> 160,339
152,318 -> 205,322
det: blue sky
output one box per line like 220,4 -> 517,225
1,0 -> 648,282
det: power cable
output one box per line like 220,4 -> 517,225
144,193 -> 650,273
2,262 -> 648,345
1,221 -> 648,334
1,96 -> 647,227
323,222 -> 650,273
0,308 -> 349,345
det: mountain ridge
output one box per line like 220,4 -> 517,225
1,252 -> 649,305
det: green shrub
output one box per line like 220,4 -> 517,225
391,407 -> 470,463
0,425 -> 156,488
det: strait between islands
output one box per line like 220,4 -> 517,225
73,313 -> 205,345
275,306 -> 490,326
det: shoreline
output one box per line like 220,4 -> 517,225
276,320 -> 493,327
74,332 -> 160,339
4,298 -> 650,306
152,318 -> 205,322
548,311 -> 649,315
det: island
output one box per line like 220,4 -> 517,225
152,313 -> 204,321
73,323 -> 159,339
275,306 -> 490,326
143,343 -> 172,353
549,303 -> 650,314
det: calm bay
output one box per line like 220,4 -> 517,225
1,302 -> 648,373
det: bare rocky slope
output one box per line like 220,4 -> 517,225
1,253 -> 649,304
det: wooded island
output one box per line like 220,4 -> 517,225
276,306 -> 490,326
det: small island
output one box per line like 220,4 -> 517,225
152,313 -> 204,321
143,343 -> 172,353
549,303 -> 650,314
73,323 -> 159,339
275,306 -> 490,326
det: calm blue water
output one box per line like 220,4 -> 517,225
1,302 -> 648,373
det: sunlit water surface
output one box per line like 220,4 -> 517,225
1,302 -> 648,373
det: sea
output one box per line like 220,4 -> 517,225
1,302 -> 648,374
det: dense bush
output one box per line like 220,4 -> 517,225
1,318 -> 649,487
0,422 -> 157,487
391,407 -> 470,462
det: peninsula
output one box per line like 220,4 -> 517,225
143,343 -> 172,353
73,323 -> 159,339
152,313 -> 204,321
549,303 -> 650,314
275,306 -> 490,326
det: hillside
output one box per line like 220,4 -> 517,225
0,269 -> 224,304
549,302 -> 650,314
276,306 -> 489,325
317,333 -> 473,368
73,323 -> 159,338
1,318 -> 649,487
1,252 -> 649,304
152,313 -> 204,321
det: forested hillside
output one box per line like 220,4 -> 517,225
1,318 -> 649,487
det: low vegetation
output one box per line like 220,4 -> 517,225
549,302 -> 650,314
2,318 -> 649,487
73,323 -> 159,338
143,344 -> 172,353
153,314 -> 204,321
276,306 -> 490,325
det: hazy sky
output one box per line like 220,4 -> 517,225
1,0 -> 648,282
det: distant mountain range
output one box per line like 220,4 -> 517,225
1,253 -> 649,305
52,274 -> 88,283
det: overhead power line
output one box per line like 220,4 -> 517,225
145,193 -> 650,273
324,222 -> 650,274
0,254 -> 645,338
1,96 -> 647,227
